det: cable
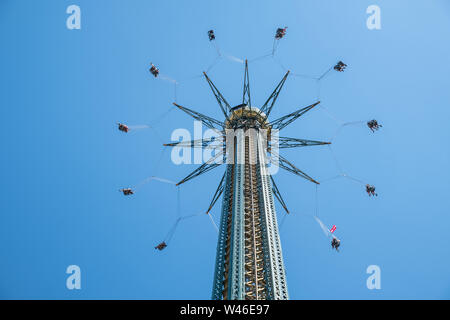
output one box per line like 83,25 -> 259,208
342,174 -> 366,186
330,120 -> 371,142
317,66 -> 333,81
320,104 -> 344,126
206,55 -> 222,73
164,213 -> 204,243
208,213 -> 219,233
223,52 -> 244,64
318,174 -> 344,184
149,106 -> 176,128
127,125 -> 150,130
272,55 -> 288,72
316,79 -> 321,101
291,72 -> 318,80
248,52 -> 272,63
134,174 -> 175,191
174,82 -> 177,103
212,40 -> 221,57
272,37 -> 278,56
279,212 -> 288,230
327,144 -> 344,174
158,74 -> 177,84
177,186 -> 181,217
315,184 -> 318,217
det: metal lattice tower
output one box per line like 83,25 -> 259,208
211,107 -> 289,300
165,60 -> 330,300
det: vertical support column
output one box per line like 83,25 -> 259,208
211,164 -> 233,299
228,130 -> 246,300
256,131 -> 289,300
212,126 -> 289,300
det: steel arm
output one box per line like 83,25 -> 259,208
270,101 -> 320,130
204,72 -> 232,119
276,136 -> 330,149
270,176 -> 289,214
260,70 -> 290,117
242,60 -> 251,106
176,151 -> 225,186
173,103 -> 224,130
270,151 -> 319,184
164,136 -> 225,149
206,171 -> 226,213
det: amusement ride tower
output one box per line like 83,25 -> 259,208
164,61 -> 328,300
211,104 -> 289,300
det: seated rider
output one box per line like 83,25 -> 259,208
208,30 -> 215,41
121,188 -> 134,196
367,119 -> 382,132
334,61 -> 347,72
118,123 -> 129,132
275,27 -> 287,39
366,184 -> 377,196
155,242 -> 167,250
149,63 -> 159,77
331,237 -> 340,251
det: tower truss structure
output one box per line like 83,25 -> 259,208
164,61 -> 330,300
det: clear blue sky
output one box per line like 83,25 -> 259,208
1,0 -> 450,299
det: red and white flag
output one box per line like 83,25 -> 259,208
330,225 -> 337,233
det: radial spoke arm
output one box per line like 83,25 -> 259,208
206,171 -> 226,213
271,151 -> 319,184
260,70 -> 290,117
176,151 -> 225,186
203,72 -> 232,119
270,101 -> 320,130
173,103 -> 224,130
242,59 -> 251,106
164,136 -> 225,149
276,136 -> 331,149
270,176 -> 289,214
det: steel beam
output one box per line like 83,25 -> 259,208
242,60 -> 251,107
176,151 -> 225,186
270,101 -> 320,130
260,70 -> 290,118
206,171 -> 226,214
271,151 -> 319,184
270,176 -> 289,214
277,136 -> 330,149
173,102 -> 224,130
163,137 -> 225,149
204,72 -> 232,119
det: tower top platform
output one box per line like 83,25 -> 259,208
225,104 -> 270,130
